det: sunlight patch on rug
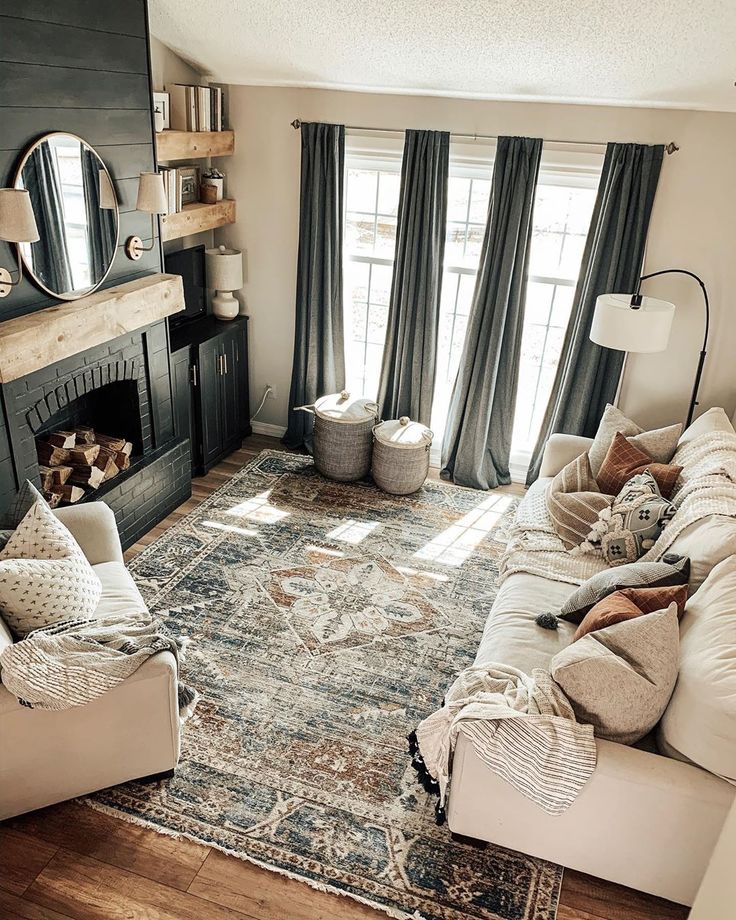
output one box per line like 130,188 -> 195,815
89,450 -> 561,920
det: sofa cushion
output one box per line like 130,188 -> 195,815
92,561 -> 149,620
658,556 -> 736,783
588,404 -> 681,477
677,406 -> 735,448
475,572 -> 577,674
546,453 -> 613,550
573,584 -> 687,640
596,432 -> 682,498
551,604 -> 680,744
667,514 -> 736,594
0,499 -> 102,638
555,553 -> 690,625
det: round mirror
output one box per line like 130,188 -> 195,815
14,133 -> 119,301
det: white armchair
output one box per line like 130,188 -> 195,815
0,502 -> 180,819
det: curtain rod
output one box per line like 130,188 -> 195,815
289,119 -> 680,155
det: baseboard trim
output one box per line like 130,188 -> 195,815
250,420 -> 287,438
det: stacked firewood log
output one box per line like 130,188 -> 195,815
35,426 -> 133,506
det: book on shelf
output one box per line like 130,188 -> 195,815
167,83 -> 224,132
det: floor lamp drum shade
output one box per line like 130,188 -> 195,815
206,245 -> 243,320
591,293 -> 675,353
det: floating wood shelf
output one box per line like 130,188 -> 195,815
156,130 -> 235,160
0,274 -> 184,383
160,200 -> 236,242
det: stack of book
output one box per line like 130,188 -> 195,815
168,84 -> 224,132
157,167 -> 199,214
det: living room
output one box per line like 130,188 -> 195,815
0,2 -> 734,919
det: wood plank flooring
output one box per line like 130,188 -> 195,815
3,435 -> 689,920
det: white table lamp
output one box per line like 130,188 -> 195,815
206,245 -> 243,320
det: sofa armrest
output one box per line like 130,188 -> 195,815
539,433 -> 595,478
54,502 -> 124,565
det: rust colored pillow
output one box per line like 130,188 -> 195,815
573,584 -> 688,640
596,431 -> 682,498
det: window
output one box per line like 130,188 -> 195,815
343,135 -> 602,479
343,138 -> 402,398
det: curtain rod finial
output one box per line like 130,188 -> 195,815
291,119 -> 302,130
665,141 -> 679,155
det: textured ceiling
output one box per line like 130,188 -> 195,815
150,0 -> 736,111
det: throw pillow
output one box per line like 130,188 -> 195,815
588,404 -> 682,477
658,556 -> 736,782
0,498 -> 102,638
551,605 -> 680,744
597,471 -> 677,566
676,406 -> 735,449
596,431 -> 682,498
546,453 -> 614,550
573,584 -> 688,640
0,480 -> 46,530
535,553 -> 690,628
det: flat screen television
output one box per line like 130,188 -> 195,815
165,244 -> 206,324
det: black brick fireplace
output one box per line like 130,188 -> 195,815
0,319 -> 191,549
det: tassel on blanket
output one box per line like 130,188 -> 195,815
408,731 -> 446,824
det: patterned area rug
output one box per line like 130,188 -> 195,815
90,450 -> 562,920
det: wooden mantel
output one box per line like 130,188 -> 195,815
0,274 -> 184,383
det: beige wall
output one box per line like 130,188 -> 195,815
216,85 -> 736,433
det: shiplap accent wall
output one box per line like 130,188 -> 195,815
0,0 -> 161,320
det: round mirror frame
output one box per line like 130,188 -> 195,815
13,131 -> 120,302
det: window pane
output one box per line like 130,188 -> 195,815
346,213 -> 375,253
367,302 -> 389,346
369,262 -> 393,306
525,281 -> 554,325
468,179 -> 491,223
549,283 -> 574,327
445,222 -> 467,264
347,169 -> 377,213
375,216 -> 397,256
377,172 -> 400,216
464,224 -> 485,263
447,176 -> 471,221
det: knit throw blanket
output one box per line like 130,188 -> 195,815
501,431 -> 736,586
0,612 -> 198,719
410,663 -> 596,820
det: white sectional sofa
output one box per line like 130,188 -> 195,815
446,412 -> 736,906
0,503 -> 180,820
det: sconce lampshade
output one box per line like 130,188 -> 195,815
0,188 -> 40,243
590,293 -> 675,354
99,170 -> 117,210
206,245 -> 243,291
135,172 -> 168,215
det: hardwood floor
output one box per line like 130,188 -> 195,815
3,435 -> 688,920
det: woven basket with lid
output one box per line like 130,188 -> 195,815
297,391 -> 378,482
372,416 -> 433,495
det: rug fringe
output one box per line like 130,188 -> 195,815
84,797 -> 426,920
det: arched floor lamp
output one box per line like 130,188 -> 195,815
591,269 -> 709,427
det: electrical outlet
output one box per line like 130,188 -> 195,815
265,384 -> 277,399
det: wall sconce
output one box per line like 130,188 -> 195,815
125,172 -> 167,261
0,189 -> 40,298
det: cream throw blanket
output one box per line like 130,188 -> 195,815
411,663 -> 596,818
0,612 -> 198,719
501,431 -> 736,586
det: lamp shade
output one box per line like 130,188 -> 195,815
590,293 -> 675,354
135,172 -> 168,214
206,245 -> 243,291
0,188 -> 39,243
99,169 -> 117,210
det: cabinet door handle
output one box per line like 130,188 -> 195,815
217,354 -> 223,375
223,352 -> 228,374
190,364 -> 198,386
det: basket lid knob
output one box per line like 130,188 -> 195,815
399,416 -> 410,426
339,390 -> 350,401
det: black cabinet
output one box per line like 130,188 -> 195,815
170,316 -> 251,475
